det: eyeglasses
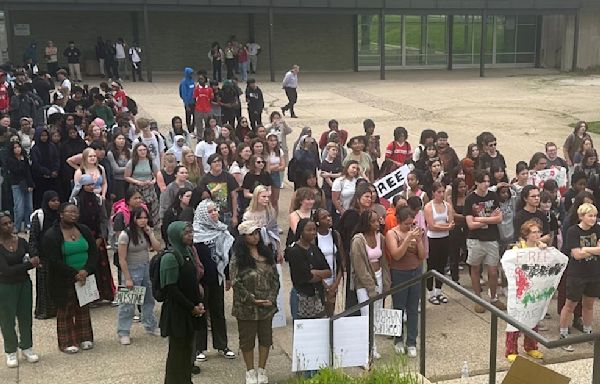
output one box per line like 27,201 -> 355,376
488,142 -> 497,147
255,160 -> 265,164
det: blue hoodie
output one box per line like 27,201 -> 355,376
179,67 -> 195,106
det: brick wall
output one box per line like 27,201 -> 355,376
10,10 -> 354,73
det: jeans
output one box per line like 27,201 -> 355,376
212,60 -> 222,82
117,58 -> 128,79
11,185 -> 32,232
117,263 -> 157,336
239,61 -> 249,82
290,287 -> 299,320
68,63 -> 82,81
391,267 -> 422,347
283,87 -> 297,116
249,55 -> 258,73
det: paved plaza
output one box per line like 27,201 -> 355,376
2,68 -> 600,383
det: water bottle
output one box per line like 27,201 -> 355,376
22,253 -> 30,263
461,361 -> 469,378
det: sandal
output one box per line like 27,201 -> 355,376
428,296 -> 441,305
437,294 -> 449,304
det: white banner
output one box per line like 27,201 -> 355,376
116,286 -> 146,305
501,247 -> 568,332
374,308 -> 403,337
272,264 -> 287,329
374,165 -> 410,200
528,167 -> 568,195
75,275 -> 99,307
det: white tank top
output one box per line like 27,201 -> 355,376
427,201 -> 450,238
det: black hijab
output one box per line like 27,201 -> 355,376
41,190 -> 59,233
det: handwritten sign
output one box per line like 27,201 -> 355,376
501,247 -> 567,332
272,264 -> 287,329
528,167 -> 567,195
374,165 -> 410,200
75,275 -> 99,307
116,286 -> 146,305
292,319 -> 330,372
333,316 -> 369,368
374,308 -> 403,337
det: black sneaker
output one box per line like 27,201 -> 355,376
218,348 -> 236,359
192,366 -> 201,375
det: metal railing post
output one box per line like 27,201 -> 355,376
489,313 -> 498,384
594,338 -> 600,384
368,302 -> 374,367
329,318 -> 334,368
420,277 -> 427,376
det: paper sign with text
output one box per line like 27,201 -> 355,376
292,319 -> 330,372
116,286 -> 146,305
374,165 -> 410,200
528,167 -> 567,195
501,247 -> 568,332
374,308 -> 403,337
75,275 -> 99,307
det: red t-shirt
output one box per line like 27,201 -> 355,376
114,90 -> 128,113
0,83 -> 9,112
194,86 -> 214,113
385,141 -> 412,165
318,129 -> 348,149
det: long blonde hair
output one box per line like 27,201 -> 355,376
81,147 -> 99,170
247,185 -> 275,218
182,146 -> 202,180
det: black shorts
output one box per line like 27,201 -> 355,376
566,277 -> 600,302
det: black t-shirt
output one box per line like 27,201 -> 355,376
242,172 -> 273,196
464,190 -> 500,241
193,171 -> 238,213
0,238 -> 32,284
287,243 -> 330,298
566,224 -> 600,279
480,152 -> 506,172
320,158 -> 343,198
513,209 -> 550,242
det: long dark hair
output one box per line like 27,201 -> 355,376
109,133 -> 131,161
131,142 -> 153,171
353,209 -> 376,236
233,233 -> 275,272
127,206 -> 151,246
169,187 -> 192,216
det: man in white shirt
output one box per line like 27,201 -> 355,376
128,43 -> 143,82
281,64 -> 299,118
246,40 -> 261,74
56,69 -> 71,93
134,117 -> 165,170
195,129 -> 217,174
115,38 -> 128,80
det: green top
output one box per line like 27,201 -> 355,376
63,236 -> 89,270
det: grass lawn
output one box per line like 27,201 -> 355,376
569,121 -> 600,135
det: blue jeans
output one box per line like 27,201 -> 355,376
391,267 -> 422,347
239,61 -> 249,82
117,263 -> 157,336
290,287 -> 299,320
11,185 -> 32,232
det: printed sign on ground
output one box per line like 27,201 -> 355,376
292,319 -> 330,372
501,247 -> 567,332
374,308 -> 403,337
116,286 -> 146,305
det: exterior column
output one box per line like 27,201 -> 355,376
572,10 -> 580,71
143,4 -> 153,82
379,9 -> 385,80
447,14 -> 454,70
480,10 -> 487,77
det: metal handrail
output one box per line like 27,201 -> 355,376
327,269 -> 600,383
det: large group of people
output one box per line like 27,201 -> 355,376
0,53 -> 599,384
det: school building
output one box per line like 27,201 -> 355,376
1,0 -> 599,81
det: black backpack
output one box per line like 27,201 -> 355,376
126,96 -> 138,115
149,248 -> 177,302
287,157 -> 300,183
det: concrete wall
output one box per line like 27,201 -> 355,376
8,10 -> 354,73
576,6 -> 600,69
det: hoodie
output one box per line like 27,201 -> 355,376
179,67 -> 195,106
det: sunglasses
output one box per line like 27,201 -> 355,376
255,160 -> 265,164
0,210 -> 11,219
488,143 -> 497,147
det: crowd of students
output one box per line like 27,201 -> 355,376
1,59 -> 600,384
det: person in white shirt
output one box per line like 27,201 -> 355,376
281,65 -> 299,118
115,38 -> 128,80
56,69 -> 71,93
246,40 -> 261,74
195,128 -> 218,174
134,117 -> 165,171
128,43 -> 143,82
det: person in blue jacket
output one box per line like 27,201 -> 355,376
179,67 -> 196,134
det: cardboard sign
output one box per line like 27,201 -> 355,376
501,247 -> 567,332
502,356 -> 570,384
272,264 -> 287,329
374,165 -> 410,200
75,275 -> 99,307
528,167 -> 567,195
374,308 -> 403,337
116,286 -> 146,305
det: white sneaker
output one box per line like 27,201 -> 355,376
196,352 -> 207,362
245,369 -> 258,384
407,346 -> 417,358
63,346 -> 79,354
257,367 -> 269,384
21,348 -> 39,363
80,341 -> 94,350
146,328 -> 161,337
6,353 -> 18,368
119,336 -> 131,345
394,343 -> 405,355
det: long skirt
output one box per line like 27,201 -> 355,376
95,238 -> 115,302
35,263 -> 57,319
137,183 -> 160,228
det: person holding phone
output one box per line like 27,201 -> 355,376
385,207 -> 426,358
